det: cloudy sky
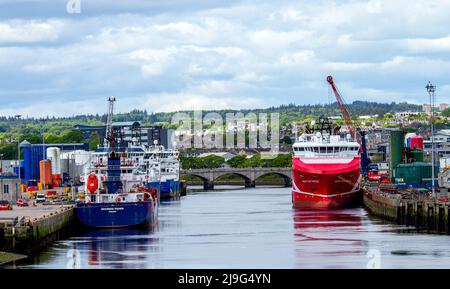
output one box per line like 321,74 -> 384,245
0,0 -> 449,117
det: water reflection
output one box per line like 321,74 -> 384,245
292,208 -> 369,268
11,187 -> 450,269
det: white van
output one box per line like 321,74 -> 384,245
36,194 -> 46,203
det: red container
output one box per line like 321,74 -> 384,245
51,174 -> 62,187
410,136 -> 424,150
46,190 -> 57,196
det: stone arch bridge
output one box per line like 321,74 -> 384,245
180,167 -> 292,190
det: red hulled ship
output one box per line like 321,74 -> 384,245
292,118 -> 362,208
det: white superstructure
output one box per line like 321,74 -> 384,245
292,132 -> 360,160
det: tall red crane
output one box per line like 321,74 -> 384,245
326,75 -> 369,177
326,75 -> 359,145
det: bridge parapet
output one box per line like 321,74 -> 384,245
180,167 -> 292,190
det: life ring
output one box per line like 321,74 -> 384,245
115,197 -> 121,203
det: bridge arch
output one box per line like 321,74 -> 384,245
213,172 -> 254,188
254,171 -> 292,187
180,173 -> 214,190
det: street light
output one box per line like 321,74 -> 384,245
15,115 -> 21,182
426,82 -> 436,198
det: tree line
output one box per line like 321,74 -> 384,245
180,153 -> 292,170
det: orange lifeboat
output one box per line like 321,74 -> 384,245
87,173 -> 99,194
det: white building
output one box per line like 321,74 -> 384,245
395,111 -> 421,119
197,152 -> 237,161
0,176 -> 21,202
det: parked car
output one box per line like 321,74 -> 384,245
0,200 -> 12,210
36,194 -> 46,203
16,199 -> 29,207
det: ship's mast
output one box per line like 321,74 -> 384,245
104,97 -> 116,148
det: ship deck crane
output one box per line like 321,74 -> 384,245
104,97 -> 116,150
326,76 -> 369,177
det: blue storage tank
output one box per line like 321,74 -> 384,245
21,140 -> 32,181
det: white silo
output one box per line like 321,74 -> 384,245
46,147 -> 61,175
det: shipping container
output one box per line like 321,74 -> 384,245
394,162 -> 439,186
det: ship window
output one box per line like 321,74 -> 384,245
314,147 -> 319,153
320,147 -> 327,153
298,147 -> 304,151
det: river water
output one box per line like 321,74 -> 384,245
13,186 -> 450,269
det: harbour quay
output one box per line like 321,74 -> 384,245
363,185 -> 450,234
0,203 -> 75,258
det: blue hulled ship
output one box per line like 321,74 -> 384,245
146,142 -> 181,199
76,98 -> 160,228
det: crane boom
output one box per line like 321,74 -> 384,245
326,76 -> 359,144
104,96 -> 116,149
326,75 -> 369,177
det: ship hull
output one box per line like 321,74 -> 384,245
292,157 -> 361,209
76,201 -> 156,228
159,179 -> 180,199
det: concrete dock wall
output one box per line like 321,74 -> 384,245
363,188 -> 450,234
363,191 -> 400,222
1,206 -> 75,254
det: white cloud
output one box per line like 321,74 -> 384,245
0,19 -> 64,43
1,0 -> 450,117
144,93 -> 265,112
278,50 -> 316,66
405,36 -> 450,53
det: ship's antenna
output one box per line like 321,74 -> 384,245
104,97 -> 116,148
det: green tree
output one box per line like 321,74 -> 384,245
89,132 -> 101,151
227,155 -> 247,168
442,107 -> 450,117
202,155 -> 225,169
59,129 -> 84,143
0,143 -> 18,159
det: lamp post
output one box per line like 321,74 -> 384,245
426,82 -> 436,198
15,115 -> 21,182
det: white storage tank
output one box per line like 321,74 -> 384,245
46,147 -> 61,175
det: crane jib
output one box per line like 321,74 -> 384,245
326,75 -> 359,145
